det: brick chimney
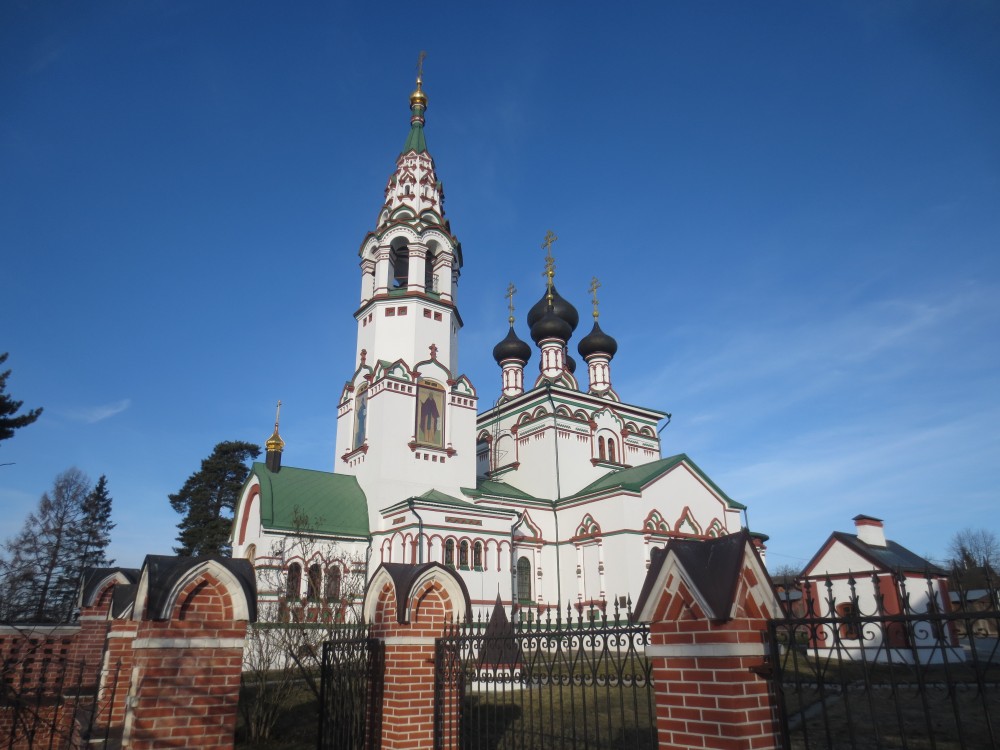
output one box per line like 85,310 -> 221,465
853,514 -> 887,547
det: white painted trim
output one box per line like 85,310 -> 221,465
132,637 -> 245,650
646,642 -> 766,658
383,636 -> 437,646
107,629 -> 139,638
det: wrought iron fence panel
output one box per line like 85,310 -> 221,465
318,622 -> 384,750
0,652 -> 102,750
768,571 -> 1000,750
435,601 -> 655,750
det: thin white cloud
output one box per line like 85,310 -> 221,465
67,399 -> 133,424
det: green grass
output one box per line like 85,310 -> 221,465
778,684 -> 1000,750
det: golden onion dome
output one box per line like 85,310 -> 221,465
265,427 -> 284,453
265,401 -> 284,452
410,82 -> 427,109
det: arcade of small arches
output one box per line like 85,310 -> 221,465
278,558 -> 354,602
379,532 -> 510,571
476,414 -> 656,474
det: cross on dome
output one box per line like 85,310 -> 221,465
541,230 -> 558,304
589,276 -> 601,321
505,282 -> 517,325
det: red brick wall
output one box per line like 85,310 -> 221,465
0,626 -> 81,748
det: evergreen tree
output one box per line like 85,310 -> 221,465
169,440 -> 260,556
58,475 -> 115,606
0,469 -> 92,622
0,352 -> 43,446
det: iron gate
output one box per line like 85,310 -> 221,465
318,622 -> 384,750
434,601 -> 655,750
767,572 -> 1000,749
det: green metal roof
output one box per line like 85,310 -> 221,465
561,454 -> 746,510
401,121 -> 427,154
415,488 -> 475,508
464,480 -> 545,504
251,463 -> 370,538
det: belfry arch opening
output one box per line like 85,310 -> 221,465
390,238 -> 409,289
425,242 -> 439,292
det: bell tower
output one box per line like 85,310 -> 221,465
335,60 -> 477,514
352,56 -> 463,375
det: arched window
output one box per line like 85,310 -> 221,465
473,542 -> 483,570
459,540 -> 469,569
598,436 -> 606,461
445,538 -> 455,567
392,243 -> 409,288
286,563 -> 302,600
307,564 -> 322,600
837,602 -> 860,640
325,567 -> 342,601
608,439 -> 617,463
353,384 -> 369,449
516,557 -> 532,603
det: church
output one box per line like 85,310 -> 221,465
230,70 -> 758,619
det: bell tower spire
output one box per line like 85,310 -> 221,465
336,60 -> 477,509
351,55 -> 463,375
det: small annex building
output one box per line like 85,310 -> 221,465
231,71 -> 759,620
800,514 -> 961,663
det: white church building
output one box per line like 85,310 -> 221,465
231,71 -> 759,619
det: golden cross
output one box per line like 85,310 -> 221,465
541,230 -> 558,259
541,230 -> 558,302
589,277 -> 601,320
505,282 -> 517,325
274,400 -> 282,430
416,51 -> 427,83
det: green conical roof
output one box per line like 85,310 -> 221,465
402,118 -> 427,154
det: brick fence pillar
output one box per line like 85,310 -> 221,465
362,563 -> 471,750
72,567 -> 140,743
102,617 -> 138,731
634,532 -> 784,750
120,556 -> 256,750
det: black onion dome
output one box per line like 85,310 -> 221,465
530,308 -> 572,344
577,321 -> 618,360
526,286 -> 579,334
492,326 -> 532,365
565,354 -> 577,374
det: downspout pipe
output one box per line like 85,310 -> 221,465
511,510 -> 523,615
408,498 -> 425,563
544,383 -> 563,608
657,413 -> 673,434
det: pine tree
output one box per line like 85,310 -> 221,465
0,352 -> 43,445
58,475 -> 115,607
169,440 -> 260,556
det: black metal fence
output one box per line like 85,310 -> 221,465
0,651 -> 121,749
434,601 -> 655,750
768,571 -> 1000,749
318,622 -> 384,750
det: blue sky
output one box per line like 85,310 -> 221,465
2,1 -> 998,572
